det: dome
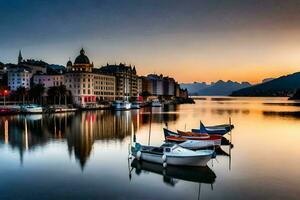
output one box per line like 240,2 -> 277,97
67,60 -> 72,67
74,48 -> 90,64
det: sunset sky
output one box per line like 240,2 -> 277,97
1,0 -> 300,83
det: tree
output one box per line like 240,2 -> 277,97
58,85 -> 67,105
15,86 -> 27,104
47,86 -> 59,105
289,89 -> 300,100
29,84 -> 45,104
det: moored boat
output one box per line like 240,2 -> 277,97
163,128 -> 222,145
112,100 -> 131,110
21,104 -> 43,114
132,143 -> 214,167
151,99 -> 162,107
192,122 -> 233,135
178,140 -> 216,150
131,101 -> 141,109
165,135 -> 222,146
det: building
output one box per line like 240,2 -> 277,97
7,66 -> 32,91
18,50 -> 47,74
33,73 -> 64,88
99,63 -> 138,100
146,74 -> 163,96
137,77 -> 143,95
65,49 -> 115,107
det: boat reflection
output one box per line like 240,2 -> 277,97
130,159 -> 216,186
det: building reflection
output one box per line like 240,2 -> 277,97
0,108 -> 179,169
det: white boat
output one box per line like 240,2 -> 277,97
132,143 -> 214,167
178,140 -> 216,150
112,100 -> 131,110
21,104 -> 43,114
131,101 -> 141,109
151,99 -> 162,107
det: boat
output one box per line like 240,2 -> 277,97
0,107 -> 19,115
131,101 -> 141,109
112,100 -> 131,110
177,130 -> 210,138
131,143 -> 214,167
178,140 -> 216,150
191,122 -> 233,135
21,104 -> 43,114
151,99 -> 162,107
163,128 -> 222,145
130,159 -> 216,185
165,135 -> 222,146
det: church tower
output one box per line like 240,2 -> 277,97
18,50 -> 23,64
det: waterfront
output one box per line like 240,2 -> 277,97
1,97 -> 300,200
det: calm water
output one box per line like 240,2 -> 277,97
1,97 -> 300,200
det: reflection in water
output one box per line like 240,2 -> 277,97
0,107 -> 179,169
130,159 -> 216,186
1,97 -> 300,200
263,111 -> 300,119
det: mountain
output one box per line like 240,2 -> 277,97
231,72 -> 300,97
262,78 -> 274,83
180,82 -> 208,95
181,80 -> 251,96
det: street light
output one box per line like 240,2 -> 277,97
3,90 -> 8,106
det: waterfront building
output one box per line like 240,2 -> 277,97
99,63 -> 138,100
137,77 -> 143,96
33,73 -> 64,88
141,76 -> 153,95
7,66 -> 32,91
147,74 -> 164,96
65,49 -> 115,107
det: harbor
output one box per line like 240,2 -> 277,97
1,97 -> 300,199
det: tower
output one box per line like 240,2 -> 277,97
18,50 -> 23,64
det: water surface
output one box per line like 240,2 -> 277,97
1,97 -> 300,200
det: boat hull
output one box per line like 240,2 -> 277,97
178,140 -> 215,149
133,151 -> 212,167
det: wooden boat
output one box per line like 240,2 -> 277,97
130,159 -> 216,184
191,122 -> 233,135
163,128 -> 222,145
177,130 -> 209,138
131,143 -> 214,167
165,135 -> 222,146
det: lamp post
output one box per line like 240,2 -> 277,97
3,90 -> 8,106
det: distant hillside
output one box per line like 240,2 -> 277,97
231,72 -> 300,97
181,80 -> 251,96
180,82 -> 209,95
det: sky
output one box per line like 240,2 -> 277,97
1,0 -> 300,83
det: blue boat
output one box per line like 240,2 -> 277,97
191,122 -> 233,136
163,128 -> 178,138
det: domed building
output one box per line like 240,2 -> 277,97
65,48 -> 116,107
67,48 -> 93,72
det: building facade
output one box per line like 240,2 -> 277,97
33,74 -> 64,88
7,66 -> 32,91
99,63 -> 138,100
65,49 -> 115,107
